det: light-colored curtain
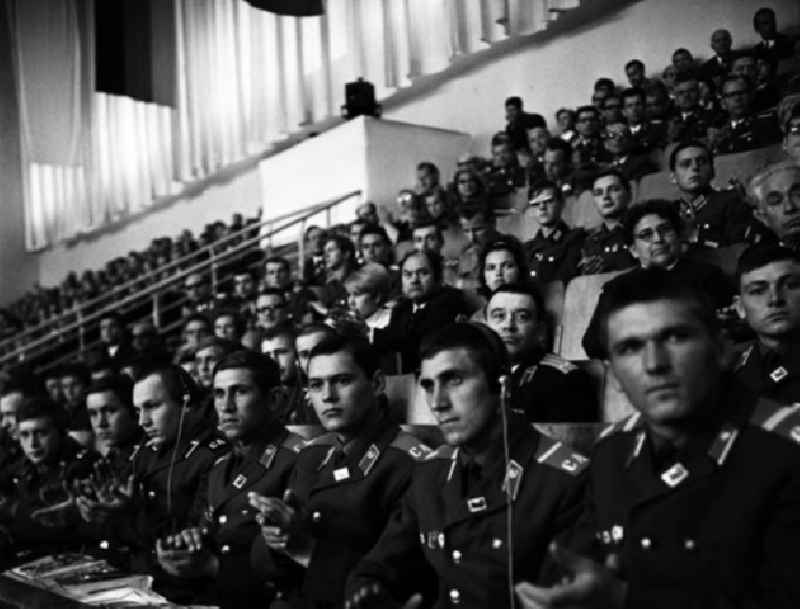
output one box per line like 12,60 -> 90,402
11,0 -> 558,249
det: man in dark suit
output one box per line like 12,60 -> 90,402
710,75 -> 782,155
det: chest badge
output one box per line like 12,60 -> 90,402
232,474 -> 247,489
466,496 -> 487,513
661,462 -> 689,488
333,467 -> 350,482
770,366 -> 788,383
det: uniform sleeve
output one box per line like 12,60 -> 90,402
722,193 -> 753,245
759,464 -> 800,607
345,490 -> 437,606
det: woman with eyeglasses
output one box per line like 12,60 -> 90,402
623,199 -> 734,310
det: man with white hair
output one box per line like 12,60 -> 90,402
747,162 -> 800,252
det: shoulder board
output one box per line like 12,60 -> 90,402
76,449 -> 88,460
185,440 -> 201,458
129,443 -> 143,462
390,432 -> 432,461
597,412 -> 642,441
213,454 -> 231,467
534,432 -> 588,476
282,432 -> 306,454
423,444 -> 457,461
301,432 -> 339,449
539,353 -> 578,375
749,399 -> 800,445
208,438 -> 228,451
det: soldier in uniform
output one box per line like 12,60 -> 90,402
572,106 -> 610,192
345,322 -> 588,609
524,182 -> 586,284
579,170 -> 636,275
621,87 -> 666,153
155,350 -> 304,609
747,162 -> 800,253
105,363 -> 229,594
0,368 -> 42,476
516,268 -> 800,609
667,73 -> 716,144
733,245 -> 800,403
484,282 -> 598,422
0,397 -> 98,564
669,140 -> 753,248
709,75 -> 782,156
250,334 -> 429,609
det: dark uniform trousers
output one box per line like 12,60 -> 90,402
676,188 -> 753,248
189,427 -> 305,609
565,388 -> 800,608
0,437 -> 97,563
525,222 -> 586,285
346,417 -> 588,609
711,114 -> 782,156
251,409 -> 429,609
733,341 -> 800,404
508,352 -> 599,422
578,224 -> 636,275
120,421 -> 229,580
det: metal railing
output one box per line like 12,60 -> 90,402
1,190 -> 362,370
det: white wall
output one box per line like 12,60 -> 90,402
21,0 -> 800,291
383,0 -> 800,155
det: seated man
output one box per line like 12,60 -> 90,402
733,244 -> 800,403
484,282 -> 598,422
261,325 -> 306,424
249,335 -> 429,609
579,170 -> 637,275
747,162 -> 800,252
412,222 -> 444,256
700,29 -> 734,88
601,121 -> 659,182
524,181 -> 586,284
0,397 -> 97,563
345,322 -> 588,609
670,140 -> 753,247
625,59 -> 648,88
60,362 -> 93,447
600,93 -> 624,126
302,225 -> 327,287
457,205 -> 504,289
644,81 -> 672,126
486,135 -> 527,198
781,106 -> 800,165
709,75 -> 782,155
376,250 -> 475,373
0,369 -> 41,474
156,351 -> 304,609
667,73 -> 716,143
571,106 -> 610,191
621,87 -> 666,154
519,268 -> 800,609
504,95 -> 547,152
752,6 -> 795,61
624,200 -> 734,310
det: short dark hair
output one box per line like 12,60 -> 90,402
183,313 -> 212,332
673,47 -> 693,60
261,323 -> 296,344
488,281 -> 545,324
736,244 -> 800,285
419,322 -> 508,393
625,59 -> 644,73
195,336 -> 238,357
257,287 -> 286,301
478,237 -> 529,294
412,221 -> 444,241
264,256 -> 290,272
545,137 -> 573,158
555,108 -> 574,121
668,139 -> 713,171
98,311 -> 123,325
305,224 -> 325,240
592,168 -> 631,192
623,199 -> 683,245
358,223 -> 391,245
621,87 -> 645,105
86,374 -> 135,413
134,362 -> 200,408
505,96 -> 523,109
753,7 -> 775,29
417,161 -> 439,176
576,105 -> 600,119
399,249 -> 444,284
308,334 -> 380,379
582,268 -> 719,359
324,233 -> 356,260
213,309 -> 246,336
213,349 -> 281,397
594,78 -> 615,92
16,396 -> 67,432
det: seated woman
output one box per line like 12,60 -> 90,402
344,263 -> 396,343
471,236 -> 529,319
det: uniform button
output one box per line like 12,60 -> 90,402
451,550 -> 461,563
640,537 -> 652,550
147,491 -> 156,499
449,588 -> 460,604
221,544 -> 230,554
218,515 -> 228,524
312,511 -> 321,523
99,540 -> 110,550
492,538 -> 503,549
683,538 -> 696,551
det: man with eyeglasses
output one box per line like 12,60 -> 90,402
624,200 -> 733,310
709,75 -> 781,156
256,289 -> 289,332
579,170 -> 637,275
747,162 -> 800,253
524,182 -> 586,284
602,122 -> 658,183
572,106 -> 609,192
669,140 -> 753,248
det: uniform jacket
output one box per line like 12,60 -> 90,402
711,113 -> 782,156
628,121 -> 668,153
252,409 -> 429,609
525,222 -> 586,284
675,188 -> 753,248
194,426 -> 305,609
579,224 -> 636,274
508,352 -> 599,422
604,153 -> 659,183
667,107 -> 717,143
346,416 -> 588,609
567,387 -> 800,609
733,341 -> 800,404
